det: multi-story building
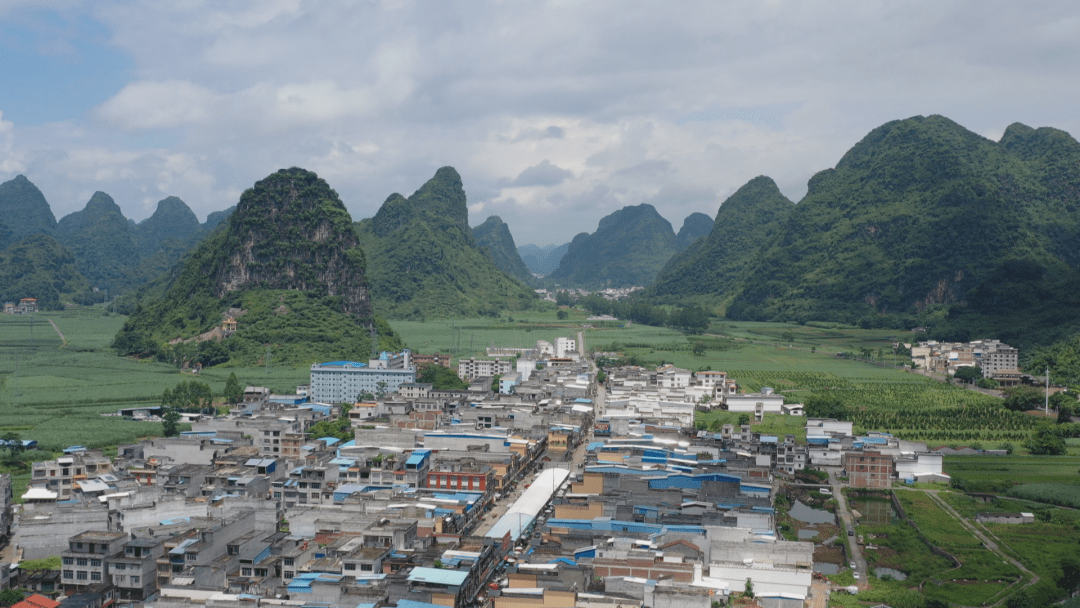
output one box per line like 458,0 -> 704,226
912,339 -> 1019,376
27,451 -> 113,501
109,537 -> 166,601
310,352 -> 417,403
843,450 -> 893,488
61,531 -> 126,593
457,358 -> 512,381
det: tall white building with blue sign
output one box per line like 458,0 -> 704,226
309,350 -> 416,403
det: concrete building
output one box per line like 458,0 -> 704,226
843,451 -> 893,488
61,531 -> 126,593
309,352 -> 417,403
458,358 -> 512,381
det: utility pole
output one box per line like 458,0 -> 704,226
265,345 -> 273,375
1045,367 -> 1049,416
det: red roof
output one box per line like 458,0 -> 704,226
14,594 -> 61,608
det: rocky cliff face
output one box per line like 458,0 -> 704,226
210,168 -> 372,316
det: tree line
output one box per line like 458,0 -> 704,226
559,291 -> 710,333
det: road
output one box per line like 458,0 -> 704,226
827,467 -> 868,590
46,317 -> 67,346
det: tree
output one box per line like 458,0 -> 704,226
223,372 -> 243,404
806,394 -> 846,420
692,342 -> 707,356
162,380 -> 214,413
162,408 -> 181,437
418,365 -> 467,390
922,599 -> 950,608
1003,386 -> 1044,412
1005,590 -> 1033,608
954,366 -> 982,383
195,339 -> 229,367
0,589 -> 24,607
781,331 -> 795,343
375,381 -> 388,398
744,578 -> 754,598
1059,403 -> 1075,424
556,309 -> 569,320
1,432 -> 24,467
738,413 -> 751,426
491,374 -> 502,392
1024,426 -> 1067,455
555,291 -> 572,306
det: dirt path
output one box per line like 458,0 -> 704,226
920,490 -> 1039,606
46,317 -> 67,347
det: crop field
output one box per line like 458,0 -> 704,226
944,454 -> 1080,488
0,310 -> 309,452
894,490 -> 1022,605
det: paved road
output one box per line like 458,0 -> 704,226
827,468 -> 868,590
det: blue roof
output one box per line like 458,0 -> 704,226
396,601 -> 448,608
406,449 -> 431,467
320,361 -> 367,368
407,567 -> 469,586
574,398 -> 593,403
319,437 -> 341,446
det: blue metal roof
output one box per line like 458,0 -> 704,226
407,567 -> 469,586
406,449 -> 431,467
319,361 -> 367,368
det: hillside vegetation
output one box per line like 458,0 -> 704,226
547,203 -> 682,288
355,167 -> 538,319
472,215 -> 534,284
114,167 -> 400,365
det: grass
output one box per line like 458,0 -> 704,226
892,489 -> 1026,605
944,454 -> 1080,488
0,308 -> 310,452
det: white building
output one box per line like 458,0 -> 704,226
309,353 -> 417,403
458,358 -> 512,381
556,337 -> 577,358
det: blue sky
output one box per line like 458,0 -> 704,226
1,1 -> 1079,245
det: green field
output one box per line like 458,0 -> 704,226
0,309 -> 309,452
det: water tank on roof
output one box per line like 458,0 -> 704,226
761,387 -> 774,395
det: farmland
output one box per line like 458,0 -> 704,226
0,309 -> 309,452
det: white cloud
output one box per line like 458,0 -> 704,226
0,111 -> 26,174
1,0 -> 1078,242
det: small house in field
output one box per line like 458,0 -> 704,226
976,512 -> 1034,525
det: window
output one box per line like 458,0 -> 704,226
63,570 -> 73,579
344,563 -> 356,571
77,571 -> 88,580
241,568 -> 252,577
284,571 -> 294,579
186,552 -> 197,562
63,557 -> 74,565
115,563 -> 127,570
227,545 -> 239,555
360,564 -> 373,572
283,558 -> 294,566
91,572 -> 101,581
77,558 -> 88,566
255,569 -> 267,577
91,559 -> 101,567
131,576 -> 139,585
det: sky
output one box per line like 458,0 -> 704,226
1,1 -> 1079,246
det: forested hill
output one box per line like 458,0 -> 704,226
472,215 -> 534,284
720,115 -> 1080,349
0,234 -> 91,310
646,176 -> 794,306
676,212 -> 714,250
56,191 -> 144,293
0,175 -> 57,245
354,167 -> 537,319
114,167 -> 400,366
545,203 -> 682,288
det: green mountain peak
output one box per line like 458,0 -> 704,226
473,215 -> 534,284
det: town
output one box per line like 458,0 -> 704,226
0,333 -> 1004,608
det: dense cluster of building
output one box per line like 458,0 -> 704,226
0,339 -> 958,608
910,339 -> 1020,385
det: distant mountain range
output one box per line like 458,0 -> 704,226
518,242 -> 570,276
6,113 -> 1080,352
0,175 -> 235,308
